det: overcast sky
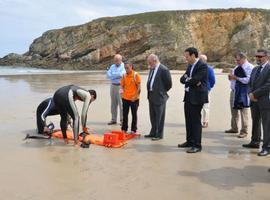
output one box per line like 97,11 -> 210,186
0,0 -> 269,57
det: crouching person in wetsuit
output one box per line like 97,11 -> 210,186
36,97 -> 60,134
53,85 -> 97,145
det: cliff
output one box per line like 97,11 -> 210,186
1,8 -> 270,70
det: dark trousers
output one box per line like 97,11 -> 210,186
149,101 -> 166,138
250,102 -> 262,143
261,109 -> 270,149
36,99 -> 59,134
53,95 -> 79,139
122,99 -> 139,132
184,101 -> 203,148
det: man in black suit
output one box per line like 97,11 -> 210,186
145,54 -> 172,141
178,47 -> 208,153
243,49 -> 270,156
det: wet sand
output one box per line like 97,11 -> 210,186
0,71 -> 269,200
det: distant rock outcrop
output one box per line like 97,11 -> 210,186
1,8 -> 270,70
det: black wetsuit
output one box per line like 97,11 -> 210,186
36,98 -> 59,134
53,85 -> 91,140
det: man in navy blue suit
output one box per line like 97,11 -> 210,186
178,47 -> 208,153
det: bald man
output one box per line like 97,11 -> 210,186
199,54 -> 215,128
145,54 -> 172,140
107,54 -> 126,125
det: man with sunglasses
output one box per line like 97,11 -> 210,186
243,49 -> 270,156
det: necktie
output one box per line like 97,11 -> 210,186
186,64 -> 192,77
147,69 -> 154,90
254,66 -> 263,80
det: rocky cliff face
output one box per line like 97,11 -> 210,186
1,8 -> 270,70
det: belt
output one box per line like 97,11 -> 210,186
112,83 -> 120,86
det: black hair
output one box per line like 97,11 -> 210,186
88,90 -> 97,99
123,61 -> 134,69
185,47 -> 199,58
257,49 -> 269,56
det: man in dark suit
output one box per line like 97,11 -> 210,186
178,47 -> 208,153
243,49 -> 270,156
145,54 -> 172,141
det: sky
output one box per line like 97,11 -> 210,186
0,0 -> 270,57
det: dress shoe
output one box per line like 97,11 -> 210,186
151,137 -> 162,141
107,121 -> 117,125
186,147 -> 202,153
202,122 -> 208,128
242,142 -> 260,149
225,129 -> 238,133
257,149 -> 269,156
237,132 -> 247,138
178,142 -> 192,148
144,134 -> 154,138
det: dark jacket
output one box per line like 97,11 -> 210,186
249,63 -> 270,109
180,59 -> 208,105
147,64 -> 172,105
233,65 -> 250,109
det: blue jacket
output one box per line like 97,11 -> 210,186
207,66 -> 215,91
233,65 -> 250,109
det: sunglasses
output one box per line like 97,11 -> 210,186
255,55 -> 266,58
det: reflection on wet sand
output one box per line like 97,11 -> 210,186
1,72 -> 110,93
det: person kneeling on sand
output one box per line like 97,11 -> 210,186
53,85 -> 96,145
36,97 -> 72,135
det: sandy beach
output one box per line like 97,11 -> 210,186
0,70 -> 269,200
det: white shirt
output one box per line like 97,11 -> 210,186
149,64 -> 160,91
190,59 -> 199,77
260,61 -> 269,71
230,61 -> 254,90
185,59 -> 199,92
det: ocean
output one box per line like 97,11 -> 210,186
0,66 -> 63,75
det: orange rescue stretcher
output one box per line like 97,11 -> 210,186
52,130 -> 140,148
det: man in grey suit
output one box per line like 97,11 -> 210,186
243,49 -> 270,156
145,54 -> 172,141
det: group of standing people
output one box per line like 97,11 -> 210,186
107,48 -> 213,153
106,54 -> 172,141
225,49 -> 270,156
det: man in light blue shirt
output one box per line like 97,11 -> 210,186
107,54 -> 126,125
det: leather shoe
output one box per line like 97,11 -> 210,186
178,142 -> 192,148
107,121 -> 117,125
225,129 -> 238,133
242,142 -> 260,149
151,137 -> 162,141
186,147 -> 202,153
144,134 -> 154,138
257,149 -> 269,156
202,122 -> 208,128
237,132 -> 247,138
